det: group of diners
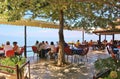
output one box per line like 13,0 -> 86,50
33,39 -> 120,60
34,41 -> 58,59
0,41 -> 23,57
33,40 -> 89,60
74,39 -> 120,50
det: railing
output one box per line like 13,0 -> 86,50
0,64 -> 16,76
20,46 -> 33,52
17,61 -> 30,79
0,61 -> 30,79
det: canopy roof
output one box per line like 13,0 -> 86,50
0,20 -> 59,28
93,18 -> 120,35
93,29 -> 120,35
93,25 -> 120,35
0,19 -> 81,31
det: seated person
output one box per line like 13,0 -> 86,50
35,40 -> 39,50
13,41 -> 20,55
48,41 -> 56,59
117,41 -> 120,48
75,40 -> 80,47
88,40 -> 93,46
0,44 -> 4,49
82,40 -> 88,45
38,41 -> 46,58
111,41 -> 118,54
45,41 -> 51,53
102,39 -> 108,46
4,41 -> 13,56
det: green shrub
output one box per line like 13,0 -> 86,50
102,71 -> 120,79
94,57 -> 120,79
0,56 -> 26,73
94,57 -> 120,71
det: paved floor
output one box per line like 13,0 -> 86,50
27,47 -> 110,79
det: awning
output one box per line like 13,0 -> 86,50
0,20 -> 59,29
93,29 -> 120,35
0,19 -> 78,30
93,18 -> 120,35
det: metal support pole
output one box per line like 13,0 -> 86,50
99,34 -> 101,43
112,34 -> 115,41
105,34 -> 106,40
24,26 -> 27,58
82,30 -> 84,43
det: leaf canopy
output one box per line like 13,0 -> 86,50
0,0 -> 119,30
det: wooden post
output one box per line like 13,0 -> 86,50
24,26 -> 27,58
16,65 -> 19,79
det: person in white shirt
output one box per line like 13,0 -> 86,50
35,40 -> 39,51
45,41 -> 50,49
48,41 -> 56,59
4,41 -> 13,56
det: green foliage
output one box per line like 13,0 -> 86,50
94,57 -> 120,79
102,71 -> 120,79
0,0 -> 119,29
95,57 -> 120,71
0,56 -> 26,73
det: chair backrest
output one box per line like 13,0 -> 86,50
107,47 -> 117,60
6,50 -> 14,57
32,46 -> 38,53
55,46 -> 59,53
111,52 -> 116,59
107,47 -> 111,54
86,47 -> 89,54
117,46 -> 120,48
64,46 -> 73,55
80,47 -> 89,56
0,47 -> 3,50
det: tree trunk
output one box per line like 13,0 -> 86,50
57,9 -> 65,66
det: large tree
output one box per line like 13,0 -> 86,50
0,0 -> 120,66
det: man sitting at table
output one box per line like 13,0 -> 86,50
75,40 -> 81,47
111,41 -> 118,54
13,41 -> 20,55
48,41 -> 56,59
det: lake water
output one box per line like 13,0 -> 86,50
0,24 -> 120,57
